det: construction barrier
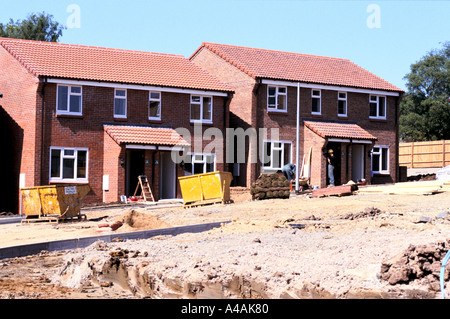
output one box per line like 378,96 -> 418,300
20,184 -> 90,223
178,171 -> 233,208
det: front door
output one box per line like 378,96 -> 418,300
326,142 -> 341,186
352,144 -> 365,182
126,150 -> 145,197
160,152 -> 176,199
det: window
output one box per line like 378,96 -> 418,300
149,91 -> 161,120
190,95 -> 212,123
372,146 -> 389,174
338,92 -> 347,116
262,141 -> 292,170
50,147 -> 89,182
183,154 -> 216,175
369,95 -> 386,119
57,85 -> 82,115
114,89 -> 127,118
312,90 -> 321,114
267,86 -> 287,112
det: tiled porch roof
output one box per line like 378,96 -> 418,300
104,125 -> 190,147
304,121 -> 377,141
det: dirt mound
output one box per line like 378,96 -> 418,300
114,210 -> 171,232
380,240 -> 450,292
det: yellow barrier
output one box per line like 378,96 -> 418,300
178,171 -> 233,208
21,184 -> 91,223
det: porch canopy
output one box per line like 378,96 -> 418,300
304,120 -> 377,142
104,124 -> 190,148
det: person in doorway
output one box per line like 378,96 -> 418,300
282,163 -> 296,182
327,149 -> 336,187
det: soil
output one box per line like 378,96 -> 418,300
1,185 -> 450,299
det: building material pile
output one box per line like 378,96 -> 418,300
357,180 -> 450,195
311,184 -> 358,198
250,174 -> 290,200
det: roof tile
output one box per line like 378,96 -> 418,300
194,43 -> 402,92
0,38 -> 231,92
104,125 -> 190,146
304,121 -> 377,140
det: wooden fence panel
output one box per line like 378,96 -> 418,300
399,140 -> 450,168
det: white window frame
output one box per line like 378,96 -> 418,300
114,89 -> 127,118
267,86 -> 287,112
369,95 -> 387,120
183,153 -> 216,175
371,145 -> 389,175
56,85 -> 83,116
337,92 -> 347,117
49,147 -> 89,183
148,91 -> 162,121
262,140 -> 292,170
311,89 -> 322,115
190,95 -> 213,124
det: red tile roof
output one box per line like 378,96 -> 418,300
304,121 -> 377,140
0,38 -> 231,92
192,43 -> 402,92
104,125 -> 190,146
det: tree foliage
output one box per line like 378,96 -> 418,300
0,12 -> 65,42
400,42 -> 450,142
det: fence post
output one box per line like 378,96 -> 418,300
410,142 -> 414,168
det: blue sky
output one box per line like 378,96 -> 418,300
1,0 -> 449,91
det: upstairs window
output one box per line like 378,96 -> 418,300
267,86 -> 287,112
369,95 -> 386,119
190,95 -> 212,123
57,85 -> 82,116
149,92 -> 161,120
311,90 -> 321,115
338,92 -> 347,117
183,153 -> 216,175
114,89 -> 127,118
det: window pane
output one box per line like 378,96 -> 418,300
192,96 -> 201,103
338,100 -> 346,115
339,92 -> 346,99
370,95 -> 377,102
150,92 -> 160,100
203,97 -> 212,120
57,86 -> 68,111
312,98 -> 320,113
193,163 -> 204,174
370,102 -> 377,117
115,99 -> 126,116
77,151 -> 87,179
312,90 -> 320,97
69,95 -> 81,113
64,149 -> 75,156
379,97 -> 386,117
283,143 -> 291,165
191,103 -> 201,120
277,94 -> 286,110
71,86 -> 81,94
278,87 -> 286,94
268,87 -> 276,97
372,154 -> 380,172
268,96 -> 276,107
273,149 -> 282,169
63,158 -> 75,179
115,90 -> 126,97
149,101 -> 160,118
50,149 -> 61,178
263,142 -> 271,166
381,148 -> 388,171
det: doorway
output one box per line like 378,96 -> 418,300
160,152 -> 176,199
126,150 -> 145,197
352,144 -> 365,182
326,142 -> 341,186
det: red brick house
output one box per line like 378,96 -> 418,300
0,38 -> 232,212
190,43 -> 404,189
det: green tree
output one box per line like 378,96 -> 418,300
400,42 -> 450,142
0,12 -> 65,42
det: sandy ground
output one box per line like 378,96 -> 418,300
1,185 -> 450,299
